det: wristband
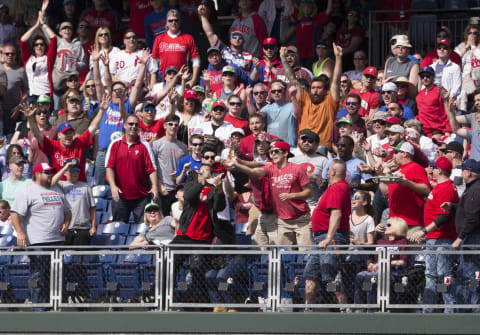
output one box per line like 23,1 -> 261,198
421,227 -> 427,234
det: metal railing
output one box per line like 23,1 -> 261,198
0,244 -> 479,313
368,8 -> 480,68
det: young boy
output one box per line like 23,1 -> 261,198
52,158 -> 96,245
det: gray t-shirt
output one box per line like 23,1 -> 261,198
466,129 -> 480,161
385,57 -> 416,79
58,180 -> 95,229
11,183 -> 70,245
151,137 -> 188,191
0,64 -> 28,114
464,112 -> 480,130
140,216 -> 175,245
290,148 -> 328,208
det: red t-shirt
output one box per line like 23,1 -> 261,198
416,85 -> 452,136
421,49 -> 462,68
205,68 -> 223,93
139,118 -> 165,142
381,140 -> 429,168
262,162 -> 310,220
293,10 -> 328,59
311,179 -> 351,232
239,133 -> 278,160
345,88 -> 380,117
176,186 -> 213,241
151,32 -> 199,76
388,161 -> 431,226
105,136 -> 157,200
224,114 -> 251,136
40,130 -> 93,182
234,192 -> 253,224
424,179 -> 459,240
128,0 -> 151,38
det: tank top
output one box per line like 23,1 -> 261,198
313,57 -> 332,77
385,57 -> 415,79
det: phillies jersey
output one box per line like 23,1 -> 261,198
151,31 -> 199,76
109,49 -> 158,84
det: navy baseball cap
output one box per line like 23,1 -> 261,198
457,159 -> 480,173
419,66 -> 434,74
57,123 -> 74,133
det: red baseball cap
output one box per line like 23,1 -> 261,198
385,116 -> 402,125
272,141 -> 294,158
183,89 -> 198,100
433,156 -> 452,173
437,39 -> 451,48
263,37 -> 277,46
212,100 -> 226,110
363,66 -> 378,78
33,162 -> 56,175
231,29 -> 244,36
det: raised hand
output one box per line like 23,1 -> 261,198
439,86 -> 450,101
202,69 -> 210,82
100,93 -> 112,110
100,52 -> 110,66
332,42 -> 343,57
198,3 -> 208,17
279,46 -> 287,60
246,84 -> 253,97
138,48 -> 151,65
168,88 -> 178,103
252,57 -> 260,68
90,46 -> 101,62
288,84 -> 297,98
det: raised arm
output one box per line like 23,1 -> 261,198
289,85 -> 301,120
88,93 -> 110,135
198,4 -> 218,47
129,49 -> 149,107
52,161 -> 75,185
330,42 -> 343,101
100,52 -> 112,93
279,47 -> 297,84
39,12 -> 55,39
441,87 -> 468,139
25,105 -> 44,146
224,158 -> 267,179
20,11 -> 42,42
91,46 -> 106,100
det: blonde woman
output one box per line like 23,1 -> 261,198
129,203 -> 175,248
86,27 -> 120,85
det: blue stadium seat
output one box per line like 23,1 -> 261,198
101,222 -> 129,235
91,234 -> 126,246
128,223 -> 147,235
1,264 -> 31,302
92,185 -> 111,198
0,234 -> 16,247
106,263 -> 142,301
94,198 -> 109,212
247,255 -> 269,301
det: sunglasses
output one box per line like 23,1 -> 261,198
168,19 -> 179,23
437,45 -> 449,50
223,72 -> 235,77
346,101 -> 358,106
41,170 -> 54,175
468,31 -> 479,35
144,108 -> 156,113
229,102 -> 241,106
365,74 -> 376,80
420,73 -> 432,79
353,56 -> 366,60
254,91 -> 266,95
263,45 -> 275,50
35,110 -> 49,115
127,122 -> 139,127
396,84 -> 407,88
69,168 -> 80,173
352,195 -> 360,200
86,84 -> 95,88
382,91 -> 395,95
34,43 -> 45,47
4,52 -> 15,56
68,77 -> 79,81
437,34 -> 448,39
231,35 -> 244,40
145,209 -> 159,213
203,155 -> 215,160
213,107 -> 225,112
271,89 -> 283,94
124,35 -> 137,39
374,120 -> 386,125
300,136 -> 313,143
191,142 -> 203,147
269,149 -> 282,155
340,80 -> 348,84
98,33 -> 109,37
395,46 -> 408,49
166,71 -> 177,76
286,53 -> 296,57
166,122 -> 179,127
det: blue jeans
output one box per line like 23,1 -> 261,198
303,232 -> 349,282
354,271 -> 377,306
422,238 -> 456,313
205,256 -> 247,304
94,150 -> 107,185
458,234 -> 480,312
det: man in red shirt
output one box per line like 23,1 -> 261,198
152,9 -> 200,87
346,66 -> 380,118
411,156 -> 459,313
27,94 -> 109,182
138,101 -> 165,143
79,0 -> 121,43
239,113 -> 277,160
106,114 -> 158,224
304,159 -> 350,306
421,26 -> 462,68
381,141 -> 431,242
416,66 -> 452,136
227,141 -> 313,247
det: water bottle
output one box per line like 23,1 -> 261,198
185,270 -> 192,286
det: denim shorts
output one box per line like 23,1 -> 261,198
303,232 -> 349,282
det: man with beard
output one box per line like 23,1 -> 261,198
249,37 -> 283,85
197,100 -> 236,148
297,43 -> 342,148
291,129 -> 328,211
322,135 -> 374,193
276,46 -> 313,92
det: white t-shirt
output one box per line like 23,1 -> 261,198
349,214 -> 375,244
109,48 -> 158,84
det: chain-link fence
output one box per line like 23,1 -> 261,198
2,245 -> 480,312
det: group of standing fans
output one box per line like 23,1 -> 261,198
0,0 -> 479,312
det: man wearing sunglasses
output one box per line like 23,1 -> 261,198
152,114 -> 188,216
138,101 -> 165,143
431,40 -> 461,100
198,100 -> 236,148
249,37 -> 282,85
226,140 -> 313,248
332,93 -> 366,144
55,95 -> 90,135
152,9 -> 200,88
421,26 -> 461,68
376,82 -> 415,120
416,66 -> 452,136
384,35 -> 419,88
175,134 -> 205,184
344,66 -> 379,118
276,46 -> 313,96
106,114 -> 158,224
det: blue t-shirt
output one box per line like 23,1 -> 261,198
467,129 -> 480,161
322,157 -> 373,193
336,108 -> 348,119
98,98 -> 133,150
261,102 -> 297,147
175,155 -> 202,182
378,105 -> 415,120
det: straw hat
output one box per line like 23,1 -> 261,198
393,76 -> 417,98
